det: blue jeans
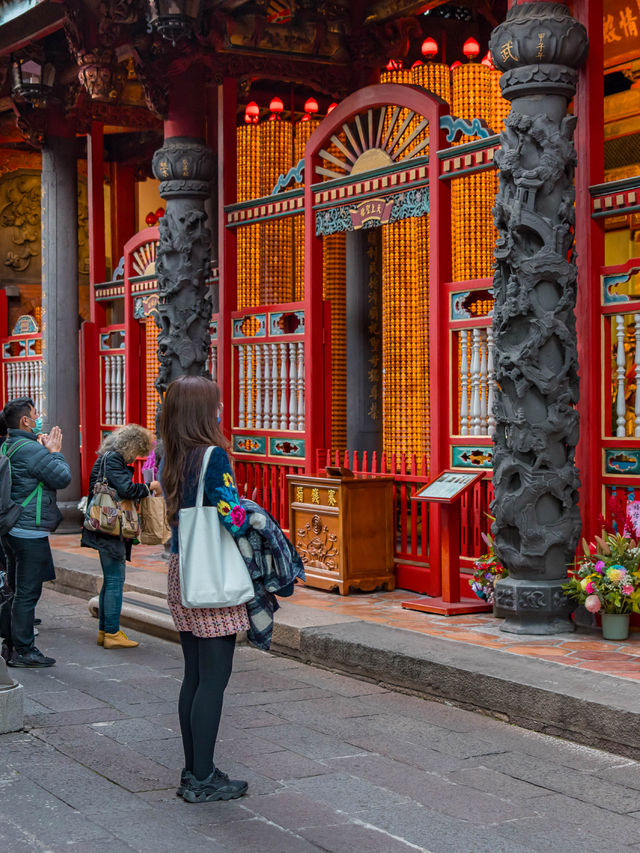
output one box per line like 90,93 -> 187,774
98,552 -> 125,634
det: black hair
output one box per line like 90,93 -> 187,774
2,397 -> 35,430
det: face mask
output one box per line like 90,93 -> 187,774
28,416 -> 43,436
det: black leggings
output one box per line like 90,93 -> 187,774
178,631 -> 236,782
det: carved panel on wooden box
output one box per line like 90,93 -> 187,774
295,513 -> 340,574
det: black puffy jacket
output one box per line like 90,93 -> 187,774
81,451 -> 150,561
4,429 -> 72,533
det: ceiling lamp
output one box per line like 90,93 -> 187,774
421,37 -> 438,60
145,0 -> 202,45
463,38 -> 480,61
10,57 -> 55,108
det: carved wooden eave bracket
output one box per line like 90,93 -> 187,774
11,100 -> 45,149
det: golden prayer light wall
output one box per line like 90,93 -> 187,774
293,118 -> 319,302
377,66 -> 430,459
451,61 -> 497,281
145,321 -> 161,431
323,234 -> 347,448
236,123 -> 262,309
259,118 -> 294,304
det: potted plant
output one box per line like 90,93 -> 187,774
563,532 -> 640,640
469,531 -> 507,613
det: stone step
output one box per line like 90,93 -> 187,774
52,549 -> 167,601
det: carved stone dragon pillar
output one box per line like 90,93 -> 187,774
151,138 -> 215,395
488,3 -> 588,633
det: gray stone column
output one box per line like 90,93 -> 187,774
489,2 -> 588,633
41,136 -> 81,504
151,138 -> 215,393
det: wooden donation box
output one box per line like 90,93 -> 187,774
287,472 -> 395,595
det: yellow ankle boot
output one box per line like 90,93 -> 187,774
103,630 -> 139,649
97,630 -> 105,646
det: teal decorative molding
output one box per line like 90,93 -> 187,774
451,288 -> 494,320
233,313 -> 267,339
133,294 -> 160,321
233,435 -> 266,455
270,310 -> 304,336
269,437 -> 305,458
272,159 -> 304,194
316,187 -> 429,237
12,315 -> 39,335
605,449 -> 640,475
440,116 -> 492,143
603,264 -> 640,305
452,446 -> 493,468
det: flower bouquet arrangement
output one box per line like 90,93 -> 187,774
469,531 -> 507,605
563,531 -> 640,639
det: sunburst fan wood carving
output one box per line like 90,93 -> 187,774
315,107 -> 429,180
132,241 -> 158,276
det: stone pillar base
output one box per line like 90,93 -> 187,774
0,664 -> 24,733
56,501 -> 84,534
494,577 -> 575,635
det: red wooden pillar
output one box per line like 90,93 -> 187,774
217,78 -> 237,436
87,121 -> 106,327
83,121 -> 106,484
303,150 -> 325,473
110,163 -> 136,271
427,99 -> 452,596
574,0 -> 604,541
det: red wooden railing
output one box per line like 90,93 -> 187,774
234,459 -> 305,531
316,449 -> 493,592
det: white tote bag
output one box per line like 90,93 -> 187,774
179,446 -> 255,608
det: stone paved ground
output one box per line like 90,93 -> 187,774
1,589 -> 640,853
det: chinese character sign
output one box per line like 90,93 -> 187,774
604,0 -> 640,68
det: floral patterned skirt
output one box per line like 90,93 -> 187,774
167,553 -> 249,638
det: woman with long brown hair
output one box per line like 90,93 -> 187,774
159,375 -> 249,804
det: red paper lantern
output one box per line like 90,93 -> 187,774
385,58 -> 403,71
155,207 -> 165,219
451,61 -> 462,70
327,102 -> 338,114
411,60 -> 423,69
145,212 -> 156,227
481,51 -> 494,69
269,96 -> 284,115
245,101 -> 260,124
463,38 -> 480,60
421,37 -> 438,59
304,97 -> 318,114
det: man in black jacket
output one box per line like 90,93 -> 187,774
0,397 -> 71,668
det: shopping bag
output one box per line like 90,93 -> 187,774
179,446 -> 254,608
139,495 -> 171,545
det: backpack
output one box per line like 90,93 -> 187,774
0,439 -> 44,535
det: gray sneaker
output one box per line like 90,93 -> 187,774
182,768 -> 248,803
176,769 -> 195,797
